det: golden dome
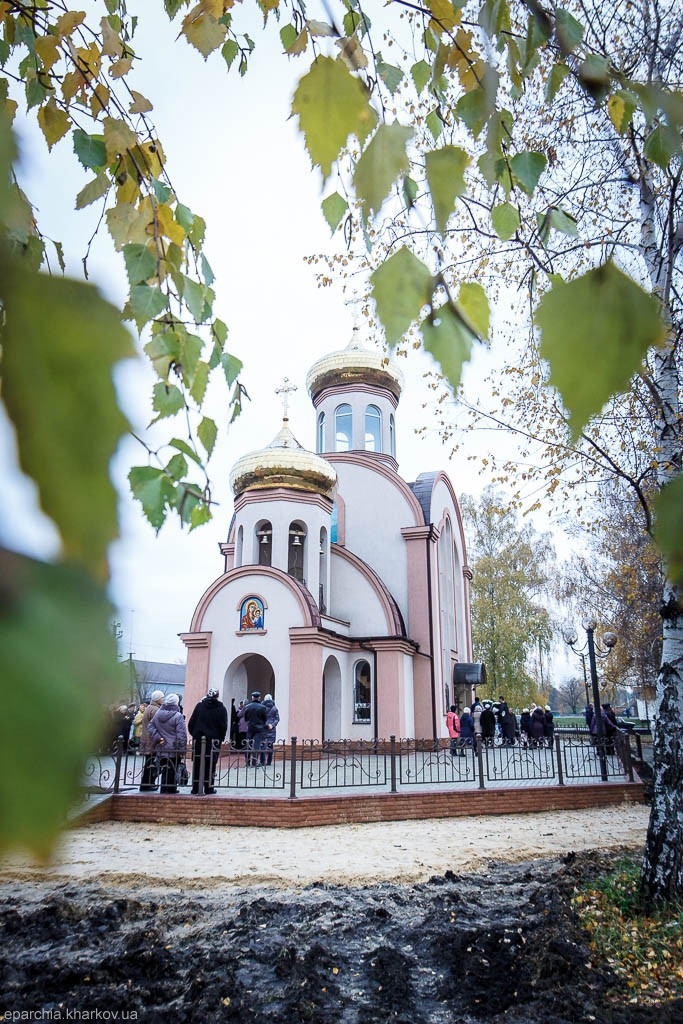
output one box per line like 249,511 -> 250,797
229,420 -> 337,499
306,330 -> 403,401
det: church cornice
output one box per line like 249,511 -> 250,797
311,381 -> 400,409
233,488 -> 334,515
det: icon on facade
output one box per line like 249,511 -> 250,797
240,596 -> 264,631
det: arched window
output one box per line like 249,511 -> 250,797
389,413 -> 396,458
288,520 -> 306,581
364,404 -> 382,452
256,520 -> 272,566
317,411 -> 325,453
319,527 -> 328,612
330,503 -> 338,544
235,525 -> 243,567
335,404 -> 352,452
353,660 -> 372,723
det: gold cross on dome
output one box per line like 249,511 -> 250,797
275,377 -> 297,419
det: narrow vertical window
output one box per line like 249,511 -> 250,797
353,660 -> 372,723
317,411 -> 325,453
236,525 -> 243,567
257,521 -> 272,566
288,521 -> 306,581
364,404 -> 382,452
335,404 -> 352,452
389,414 -> 396,458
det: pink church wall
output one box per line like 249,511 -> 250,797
375,648 -> 407,738
288,639 -> 324,739
402,525 -> 436,738
179,632 -> 212,718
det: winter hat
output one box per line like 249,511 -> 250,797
251,691 -> 261,699
206,688 -> 219,698
150,690 -> 164,702
166,694 -> 180,705
545,705 -> 551,711
264,693 -> 273,702
118,705 -> 128,712
463,707 -> 471,714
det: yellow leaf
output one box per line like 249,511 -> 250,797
37,98 -> 70,151
182,2 -> 228,58
62,70 -> 85,104
110,57 -> 133,79
103,116 -> 138,163
90,84 -> 110,118
100,16 -> 124,58
35,35 -> 61,73
127,140 -> 165,180
55,10 -> 86,38
427,0 -> 461,33
129,91 -> 153,115
286,27 -> 309,55
74,42 -> 102,79
116,173 -> 140,205
4,97 -> 17,124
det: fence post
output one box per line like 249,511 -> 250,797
113,736 -> 124,794
476,736 -> 485,790
390,735 -> 397,793
197,737 -> 206,795
555,734 -> 564,786
289,737 -> 298,799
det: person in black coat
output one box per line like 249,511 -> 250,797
188,689 -> 228,794
480,703 -> 496,746
244,691 -> 268,766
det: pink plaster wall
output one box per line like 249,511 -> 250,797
288,641 -> 324,739
180,633 -> 212,718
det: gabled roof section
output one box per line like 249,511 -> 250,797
408,471 -> 439,526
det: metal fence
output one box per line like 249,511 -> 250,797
83,729 -> 643,800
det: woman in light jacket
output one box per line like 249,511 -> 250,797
148,694 -> 187,794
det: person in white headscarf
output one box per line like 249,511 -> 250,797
148,693 -> 187,793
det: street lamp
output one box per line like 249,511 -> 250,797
563,619 -> 617,782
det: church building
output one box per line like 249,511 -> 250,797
181,329 -> 477,741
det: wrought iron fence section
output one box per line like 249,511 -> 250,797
398,738 -> 478,785
482,739 -> 557,784
559,731 -> 634,782
213,740 -> 287,790
297,738 -> 388,789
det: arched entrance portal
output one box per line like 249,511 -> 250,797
322,655 -> 342,740
223,653 -> 275,710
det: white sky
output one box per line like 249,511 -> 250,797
0,3 -> 580,678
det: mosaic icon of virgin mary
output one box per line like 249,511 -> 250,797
240,597 -> 264,630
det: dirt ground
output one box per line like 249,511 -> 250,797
1,801 -> 681,1024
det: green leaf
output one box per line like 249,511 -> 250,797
165,452 -> 188,481
151,381 -> 185,420
144,329 -> 180,379
455,86 -> 490,137
221,37 -> 239,70
128,466 -> 176,530
1,266 -> 132,578
125,284 -> 168,331
458,281 -> 490,340
169,436 -> 202,466
72,129 -> 106,171
421,303 -> 474,391
491,201 -> 520,240
537,263 -> 666,438
403,175 -> 418,209
354,122 -> 413,217
546,63 -> 570,103
190,501 -> 212,530
151,177 -> 173,203
425,145 -> 470,234
123,243 -> 156,286
75,172 -> 110,210
411,59 -> 431,93
292,55 -> 378,181
643,123 -> 682,170
426,108 -> 443,142
0,550 -> 120,857
510,150 -> 546,195
198,416 -> 218,458
555,8 -> 584,53
322,191 -> 348,232
221,352 -> 243,387
189,360 -> 209,405
654,477 -> 683,587
370,247 -> 433,346
376,60 -> 404,94
182,275 -> 208,323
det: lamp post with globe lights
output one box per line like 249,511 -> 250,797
563,619 -> 618,782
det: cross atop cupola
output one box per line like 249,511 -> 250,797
275,377 -> 298,421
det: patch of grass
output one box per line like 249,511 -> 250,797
572,857 -> 683,1007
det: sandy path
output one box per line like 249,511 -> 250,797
0,803 -> 650,890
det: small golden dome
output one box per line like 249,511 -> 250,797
229,420 -> 337,499
306,330 -> 403,401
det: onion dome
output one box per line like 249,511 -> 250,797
229,419 -> 337,499
306,329 -> 403,402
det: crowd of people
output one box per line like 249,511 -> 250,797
446,696 -> 557,754
101,689 -> 280,795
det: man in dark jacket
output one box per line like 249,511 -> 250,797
244,691 -> 268,766
188,689 -> 228,794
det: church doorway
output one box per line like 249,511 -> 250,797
322,655 -> 342,740
223,653 -> 275,709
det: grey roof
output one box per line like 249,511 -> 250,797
408,472 -> 438,526
130,659 -> 186,685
